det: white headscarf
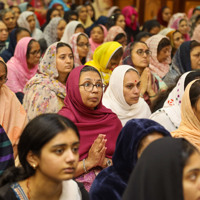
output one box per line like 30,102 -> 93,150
61,21 -> 82,44
102,65 -> 151,126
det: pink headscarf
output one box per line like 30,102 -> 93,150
122,6 -> 138,31
6,37 -> 38,93
191,24 -> 200,42
145,35 -> 171,78
58,66 -> 122,160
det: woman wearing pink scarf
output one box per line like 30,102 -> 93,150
6,37 -> 40,94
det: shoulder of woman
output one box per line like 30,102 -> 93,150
0,184 -> 17,200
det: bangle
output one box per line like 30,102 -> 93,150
83,159 -> 88,173
149,93 -> 157,98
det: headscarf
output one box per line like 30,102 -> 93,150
17,11 -> 43,41
159,27 -> 175,36
44,17 -> 63,46
90,119 -> 171,200
85,41 -> 123,85
107,6 -> 120,17
23,42 -> 67,121
58,66 -> 122,160
122,137 -> 185,200
121,6 -> 138,31
145,34 -> 171,78
69,32 -> 92,68
48,0 -> 70,11
104,25 -> 126,42
0,58 -> 27,146
171,41 -> 192,74
61,21 -> 82,44
168,13 -> 186,28
157,6 -> 169,27
6,37 -> 38,93
191,24 -> 200,42
171,80 -> 200,151
102,65 -> 151,126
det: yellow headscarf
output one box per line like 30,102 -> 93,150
86,41 -> 122,85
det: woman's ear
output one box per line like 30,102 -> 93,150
26,151 -> 39,169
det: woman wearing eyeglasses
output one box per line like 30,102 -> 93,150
58,65 -> 122,191
6,37 -> 40,102
70,32 -> 92,68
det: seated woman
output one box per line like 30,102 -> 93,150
122,137 -> 200,200
142,19 -> 161,35
102,65 -> 151,126
6,37 -> 40,97
157,6 -> 171,28
171,79 -> 200,151
23,42 -> 74,121
0,57 -> 27,157
58,65 -> 122,191
106,13 -> 126,30
90,119 -> 170,200
70,32 -> 92,68
150,70 -> 200,132
0,114 -> 89,199
17,11 -> 44,41
0,27 -> 31,62
86,41 -> 123,86
104,25 -> 127,48
44,17 -> 66,46
0,21 -> 8,54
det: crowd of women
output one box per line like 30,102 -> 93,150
0,0 -> 200,199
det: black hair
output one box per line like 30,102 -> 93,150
77,33 -> 88,43
192,7 -> 200,15
184,70 -> 200,89
64,10 -> 78,23
0,114 -> 79,186
26,3 -> 33,9
130,41 -> 148,53
157,37 -> 171,54
38,38 -> 47,55
114,33 -> 126,42
26,39 -> 38,59
80,65 -> 101,78
91,25 -> 104,33
107,13 -> 124,30
189,79 -> 200,108
111,47 -> 123,60
0,2 -> 4,10
190,40 -> 200,51
84,2 -> 95,22
195,14 -> 200,25
46,8 -> 59,23
75,23 -> 85,32
15,27 -> 31,39
0,9 -> 14,21
9,5 -> 21,13
142,20 -> 160,32
0,60 -> 7,74
179,18 -> 187,26
135,31 -> 152,42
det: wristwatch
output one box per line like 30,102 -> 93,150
107,159 -> 112,167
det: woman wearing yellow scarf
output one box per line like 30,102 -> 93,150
86,41 -> 123,86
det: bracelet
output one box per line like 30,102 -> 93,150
83,159 -> 88,173
149,93 -> 157,98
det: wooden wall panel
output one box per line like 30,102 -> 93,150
144,0 -> 161,21
185,1 -> 200,15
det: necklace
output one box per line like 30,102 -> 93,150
26,177 -> 31,200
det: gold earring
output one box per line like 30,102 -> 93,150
32,164 -> 36,169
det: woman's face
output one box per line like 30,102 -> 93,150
116,14 -> 126,30
27,41 -> 41,69
116,36 -> 127,47
178,20 -> 189,35
90,26 -> 104,44
57,20 -> 67,40
149,26 -> 160,35
131,42 -> 150,68
3,11 -> 16,31
11,7 -> 20,20
123,70 -> 140,106
86,5 -> 94,19
75,26 -> 84,34
0,21 -> 8,42
192,97 -> 200,122
162,8 -> 171,22
50,10 -> 60,19
157,45 -> 171,63
79,7 -> 88,22
56,46 -> 74,77
137,132 -> 164,158
27,15 -> 36,32
183,151 -> 200,200
33,129 -> 79,182
79,71 -> 103,110
0,62 -> 7,89
77,35 -> 89,60
107,56 -> 121,71
56,5 -> 64,17
16,30 -> 31,42
190,46 -> 200,70
173,32 -> 184,49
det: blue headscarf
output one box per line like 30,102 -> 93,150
48,0 -> 69,11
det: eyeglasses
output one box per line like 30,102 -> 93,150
0,75 -> 8,83
136,49 -> 151,56
79,82 -> 105,92
29,49 -> 41,56
77,43 -> 90,48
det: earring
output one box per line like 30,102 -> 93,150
32,164 -> 36,169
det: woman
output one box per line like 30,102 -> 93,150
157,6 -> 171,28
85,2 -> 95,22
150,71 -> 200,132
61,21 -> 85,44
86,41 -> 123,86
121,6 -> 139,43
0,113 -> 89,199
0,27 -> 31,63
10,5 -> 21,20
6,37 -> 40,94
58,66 -> 122,191
17,11 -> 44,41
106,13 -> 125,30
44,17 -> 66,46
23,42 -> 74,121
90,119 -> 171,200
171,79 -> 200,151
0,57 -> 27,157
70,32 -> 92,68
103,65 -> 151,126
104,25 -> 127,47
89,25 -> 106,53
142,19 -> 161,35
64,10 -> 78,23
0,21 -> 8,54
122,137 -> 200,200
